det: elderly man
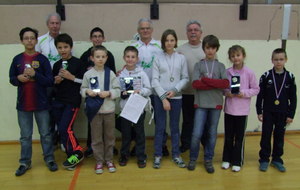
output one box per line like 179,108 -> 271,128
131,18 -> 169,156
35,13 -> 62,150
177,20 -> 205,153
36,12 -> 61,67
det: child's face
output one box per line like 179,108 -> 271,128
123,51 -> 138,68
272,53 -> 287,71
56,42 -> 72,60
164,34 -> 176,52
91,50 -> 108,68
230,51 -> 245,67
90,31 -> 105,46
21,31 -> 37,50
204,45 -> 217,60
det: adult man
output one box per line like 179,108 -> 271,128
36,13 -> 61,68
80,27 -> 116,157
177,20 -> 205,153
35,13 -> 62,150
131,18 -> 169,156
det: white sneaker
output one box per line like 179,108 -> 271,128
232,165 -> 241,172
221,162 -> 230,169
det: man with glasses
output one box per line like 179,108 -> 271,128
36,13 -> 62,68
177,20 -> 205,153
130,18 -> 170,157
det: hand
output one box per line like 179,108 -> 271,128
122,91 -> 128,95
162,99 -> 171,111
286,117 -> 293,125
225,91 -> 234,98
86,89 -> 98,97
54,76 -> 64,84
99,91 -> 110,98
166,91 -> 175,98
133,89 -> 140,94
59,69 -> 75,81
24,68 -> 35,77
17,74 -> 30,83
257,114 -> 263,122
236,92 -> 244,98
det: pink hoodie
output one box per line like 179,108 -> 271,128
224,66 -> 260,116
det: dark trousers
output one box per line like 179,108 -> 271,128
120,112 -> 147,161
47,87 -> 59,146
222,114 -> 247,166
180,94 -> 195,149
52,100 -> 82,156
259,112 -> 286,164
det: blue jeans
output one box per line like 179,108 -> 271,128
190,108 -> 221,161
17,110 -> 55,166
153,96 -> 181,158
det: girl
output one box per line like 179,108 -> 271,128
222,45 -> 259,172
152,29 -> 189,169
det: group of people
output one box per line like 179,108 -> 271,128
9,12 -> 297,177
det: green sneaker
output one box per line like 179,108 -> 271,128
63,151 -> 84,169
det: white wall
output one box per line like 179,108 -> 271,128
1,39 -> 299,141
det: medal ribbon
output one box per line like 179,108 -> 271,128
205,60 -> 215,78
165,52 -> 175,81
272,69 -> 286,100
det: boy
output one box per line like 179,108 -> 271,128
256,48 -> 297,172
187,35 -> 229,173
118,46 -> 151,168
9,27 -> 57,176
80,27 -> 116,157
80,45 -> 120,174
52,33 -> 85,170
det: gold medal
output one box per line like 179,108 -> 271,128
274,100 -> 280,105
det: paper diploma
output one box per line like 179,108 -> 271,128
120,93 -> 148,124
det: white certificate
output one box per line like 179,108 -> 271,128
120,93 -> 148,124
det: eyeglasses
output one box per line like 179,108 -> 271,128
92,35 -> 103,39
187,29 -> 201,33
23,37 -> 36,41
139,27 -> 151,31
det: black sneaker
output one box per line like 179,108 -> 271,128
119,155 -> 128,166
204,160 -> 215,173
15,164 -> 31,176
47,161 -> 58,172
187,160 -> 196,171
162,145 -> 169,157
130,146 -> 136,157
84,147 -> 93,158
137,160 -> 147,168
63,151 -> 84,169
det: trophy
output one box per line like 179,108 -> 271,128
62,61 -> 68,69
231,75 -> 240,94
90,77 -> 100,93
120,77 -> 134,94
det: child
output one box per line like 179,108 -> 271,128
80,27 -> 117,158
222,45 -> 259,172
152,29 -> 189,169
9,27 -> 57,176
187,35 -> 229,173
81,45 -> 120,174
256,48 -> 297,172
52,33 -> 85,170
118,46 -> 152,168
